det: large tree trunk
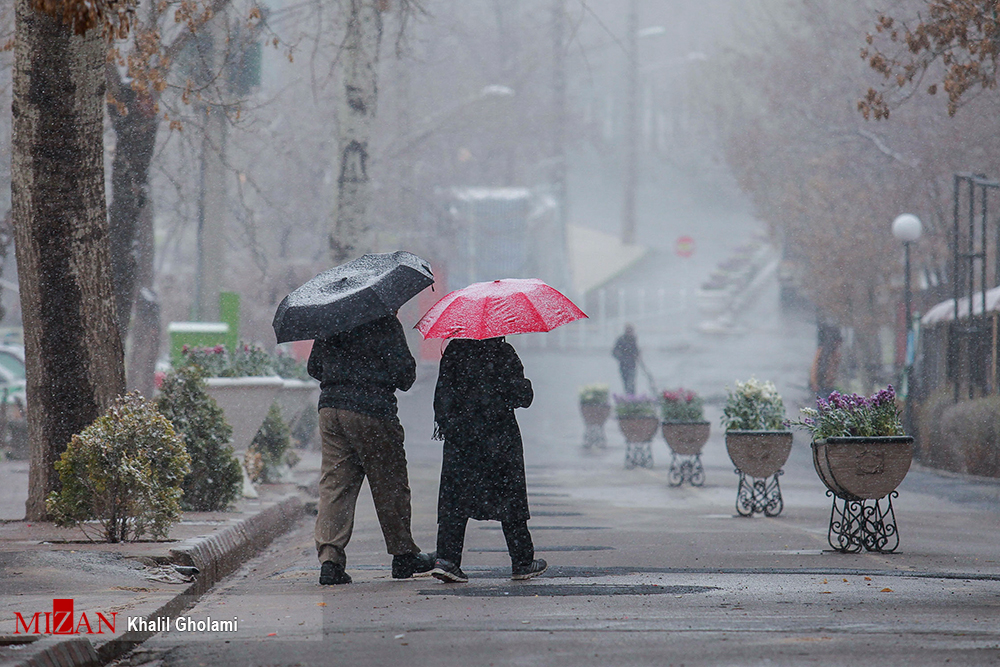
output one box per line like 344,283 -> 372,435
329,0 -> 383,263
12,0 -> 127,520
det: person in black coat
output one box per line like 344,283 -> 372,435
612,324 -> 640,394
429,337 -> 548,583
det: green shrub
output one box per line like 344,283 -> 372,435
157,366 -> 242,511
249,403 -> 292,483
916,387 -> 962,470
939,396 -> 1000,478
179,342 -> 275,377
290,407 -> 318,449
46,393 -> 191,543
272,351 -> 310,380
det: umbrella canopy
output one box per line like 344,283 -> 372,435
415,278 -> 587,340
272,251 -> 434,343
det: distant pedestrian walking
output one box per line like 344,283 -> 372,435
430,337 -> 547,583
612,324 -> 641,395
308,315 -> 434,585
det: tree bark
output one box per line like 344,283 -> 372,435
12,0 -> 127,519
107,66 -> 159,337
330,0 -> 383,263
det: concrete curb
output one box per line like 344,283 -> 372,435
3,495 -> 304,667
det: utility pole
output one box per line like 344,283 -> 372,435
621,0 -> 639,245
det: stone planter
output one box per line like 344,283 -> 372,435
661,421 -> 710,456
581,402 -> 611,426
661,421 -> 710,487
812,437 -> 913,501
725,430 -> 793,517
204,376 -> 286,498
726,430 -> 793,478
580,402 -> 611,449
618,415 -> 658,469
812,436 -> 914,554
618,415 -> 659,443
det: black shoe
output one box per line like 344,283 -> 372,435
392,551 -> 435,579
319,561 -> 351,585
430,558 -> 468,583
511,559 -> 547,581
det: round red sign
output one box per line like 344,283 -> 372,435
675,235 -> 695,258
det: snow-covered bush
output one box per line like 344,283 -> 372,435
46,393 -> 191,542
248,403 -> 292,483
157,366 -> 242,512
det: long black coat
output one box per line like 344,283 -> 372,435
434,338 -> 533,523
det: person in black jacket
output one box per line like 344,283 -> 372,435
429,337 -> 547,583
612,324 -> 640,395
308,315 -> 433,585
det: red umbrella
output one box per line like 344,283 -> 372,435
415,278 -> 587,340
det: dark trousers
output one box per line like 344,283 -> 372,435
436,516 -> 534,568
620,364 -> 636,395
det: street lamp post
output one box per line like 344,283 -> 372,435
892,213 -> 922,436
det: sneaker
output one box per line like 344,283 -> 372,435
319,561 -> 351,585
392,551 -> 435,579
430,558 -> 468,583
511,559 -> 547,581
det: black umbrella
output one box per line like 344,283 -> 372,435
272,251 -> 434,343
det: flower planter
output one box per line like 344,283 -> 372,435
618,415 -> 658,469
204,376 -> 286,498
661,421 -> 709,487
618,415 -> 659,443
812,436 -> 914,554
725,430 -> 793,517
811,436 -> 914,554
580,402 -> 611,426
726,430 -> 793,478
811,436 -> 913,501
580,402 -> 611,450
662,421 -> 710,456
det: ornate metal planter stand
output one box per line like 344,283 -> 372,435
619,416 -> 659,469
736,469 -> 783,516
725,430 -> 793,517
662,421 -> 710,487
812,436 -> 913,553
580,402 -> 611,449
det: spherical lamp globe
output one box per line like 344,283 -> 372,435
892,214 -> 922,243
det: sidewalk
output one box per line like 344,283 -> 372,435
0,450 -> 318,667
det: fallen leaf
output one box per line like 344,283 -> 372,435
880,588 -> 893,593
842,579 -> 848,582
316,602 -> 327,607
267,632 -> 277,637
822,578 -> 828,584
819,591 -> 832,594
864,576 -> 872,581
